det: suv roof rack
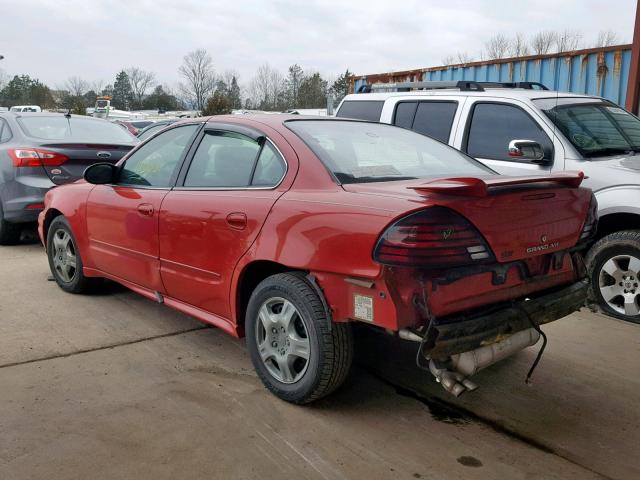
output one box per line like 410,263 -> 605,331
357,80 -> 549,93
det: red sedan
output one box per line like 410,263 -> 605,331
39,115 -> 595,403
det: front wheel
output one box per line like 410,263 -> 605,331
586,230 -> 640,323
245,272 -> 353,404
47,216 -> 101,294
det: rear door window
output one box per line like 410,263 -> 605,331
184,131 -> 286,188
336,100 -> 384,121
393,102 -> 417,129
465,103 -> 553,161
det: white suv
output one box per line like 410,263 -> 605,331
337,81 -> 640,323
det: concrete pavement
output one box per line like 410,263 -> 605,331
0,240 -> 638,479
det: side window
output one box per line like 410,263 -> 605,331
393,102 -> 417,129
184,131 -> 261,188
251,142 -> 286,186
119,124 -> 199,187
336,101 -> 384,121
466,103 -> 553,161
0,119 -> 12,143
411,102 -> 457,143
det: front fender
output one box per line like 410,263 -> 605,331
593,185 -> 640,217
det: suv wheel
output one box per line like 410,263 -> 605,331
47,216 -> 101,293
245,272 -> 353,404
586,230 -> 640,323
0,202 -> 21,245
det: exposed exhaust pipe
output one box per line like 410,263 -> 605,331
428,328 -> 540,396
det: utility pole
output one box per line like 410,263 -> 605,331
626,0 -> 640,113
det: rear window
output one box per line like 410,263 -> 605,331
336,100 -> 384,121
287,120 -> 493,184
18,116 -> 135,143
393,101 -> 457,142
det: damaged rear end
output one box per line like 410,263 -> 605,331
370,173 -> 596,396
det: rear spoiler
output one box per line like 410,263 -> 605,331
409,171 -> 585,197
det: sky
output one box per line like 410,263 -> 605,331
0,0 -> 636,90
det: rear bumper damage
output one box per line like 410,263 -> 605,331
424,279 -> 589,359
416,279 -> 589,396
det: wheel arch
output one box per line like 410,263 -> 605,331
594,211 -> 640,242
43,208 -> 64,244
234,260 -> 305,337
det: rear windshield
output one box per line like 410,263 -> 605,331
18,116 -> 135,143
336,100 -> 384,121
533,97 -> 640,157
287,120 -> 493,184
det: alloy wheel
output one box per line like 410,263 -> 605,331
51,228 -> 77,283
598,254 -> 640,317
254,297 -> 310,384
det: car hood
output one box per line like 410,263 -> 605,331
573,154 -> 640,191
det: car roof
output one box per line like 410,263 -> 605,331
342,89 -> 600,102
0,111 -> 109,121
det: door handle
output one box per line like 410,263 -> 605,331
226,212 -> 247,230
137,203 -> 154,216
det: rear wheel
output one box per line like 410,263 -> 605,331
47,216 -> 100,293
586,230 -> 640,323
0,202 -> 21,245
245,272 -> 353,404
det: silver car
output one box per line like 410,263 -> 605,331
0,112 -> 138,244
338,82 -> 640,322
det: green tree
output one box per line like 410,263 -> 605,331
298,72 -> 327,108
201,90 -> 232,116
284,64 -> 304,108
0,75 -> 55,109
143,85 -> 179,111
111,71 -> 133,110
228,76 -> 241,109
329,69 -> 352,104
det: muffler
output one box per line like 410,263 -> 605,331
428,328 -> 540,397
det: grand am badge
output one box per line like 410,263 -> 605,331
526,235 -> 559,254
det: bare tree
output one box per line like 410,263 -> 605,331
66,76 -> 88,97
90,80 -> 105,95
485,34 -> 509,59
509,33 -> 530,57
441,55 -> 455,66
248,63 -> 284,110
178,49 -> 216,111
0,69 -> 8,91
596,29 -> 618,47
126,67 -> 156,107
456,52 -> 474,63
531,31 -> 556,55
555,29 -> 582,52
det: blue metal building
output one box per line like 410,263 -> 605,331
352,45 -> 632,107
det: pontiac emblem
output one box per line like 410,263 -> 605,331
442,227 -> 454,240
541,234 -> 548,243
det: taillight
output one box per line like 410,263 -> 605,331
8,148 -> 68,167
579,193 -> 598,241
373,207 -> 495,268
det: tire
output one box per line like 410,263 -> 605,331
0,202 -> 21,246
47,216 -> 101,294
245,272 -> 353,404
586,230 -> 640,323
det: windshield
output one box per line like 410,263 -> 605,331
18,116 -> 136,143
287,120 -> 493,184
96,100 -> 109,108
533,97 -> 640,157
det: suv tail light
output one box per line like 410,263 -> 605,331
8,148 -> 68,167
579,193 -> 598,241
373,207 -> 495,268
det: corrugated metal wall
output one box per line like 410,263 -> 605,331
352,45 -> 632,106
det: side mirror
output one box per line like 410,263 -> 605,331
84,163 -> 118,184
508,139 -> 548,164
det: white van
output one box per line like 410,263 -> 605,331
9,105 -> 42,112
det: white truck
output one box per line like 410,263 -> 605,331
337,81 -> 640,323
